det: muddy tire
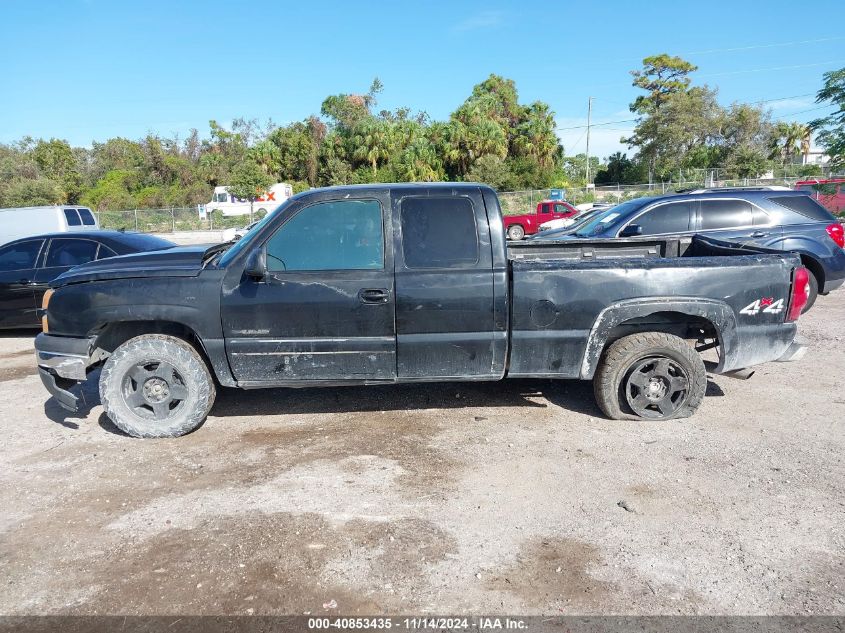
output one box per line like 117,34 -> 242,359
593,332 -> 706,421
802,271 -> 819,313
99,334 -> 216,438
507,224 -> 525,240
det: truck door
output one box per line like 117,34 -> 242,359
221,191 -> 396,383
392,187 -> 498,379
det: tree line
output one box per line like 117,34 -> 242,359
1,59 -> 842,211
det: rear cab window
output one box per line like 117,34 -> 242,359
400,197 -> 479,268
767,195 -> 836,223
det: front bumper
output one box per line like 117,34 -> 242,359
35,333 -> 95,412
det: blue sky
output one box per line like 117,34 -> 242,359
1,0 -> 843,159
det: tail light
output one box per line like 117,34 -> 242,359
826,223 -> 844,248
786,267 -> 810,322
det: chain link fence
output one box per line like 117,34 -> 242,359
94,172 -> 843,234
94,207 -> 265,233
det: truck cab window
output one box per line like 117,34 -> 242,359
265,199 -> 383,272
400,197 -> 479,268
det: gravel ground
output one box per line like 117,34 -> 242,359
0,292 -> 843,616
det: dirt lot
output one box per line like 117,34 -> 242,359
1,294 -> 843,616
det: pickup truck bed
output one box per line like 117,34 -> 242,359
508,235 -> 801,377
34,183 -> 809,438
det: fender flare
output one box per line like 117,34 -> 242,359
579,297 -> 738,379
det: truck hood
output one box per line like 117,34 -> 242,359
52,245 -> 213,287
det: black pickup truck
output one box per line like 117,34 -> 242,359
35,184 -> 809,438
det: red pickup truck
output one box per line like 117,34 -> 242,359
503,200 -> 579,240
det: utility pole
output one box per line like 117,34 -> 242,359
585,97 -> 594,185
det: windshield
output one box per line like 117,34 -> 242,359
573,198 -> 654,237
217,199 -> 291,266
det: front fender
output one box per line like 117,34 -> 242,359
579,297 -> 738,379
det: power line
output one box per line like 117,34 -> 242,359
698,59 -> 845,78
556,118 -> 636,131
556,92 -> 824,131
682,36 -> 845,56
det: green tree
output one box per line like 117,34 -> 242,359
631,54 -> 698,114
0,177 -> 63,207
810,67 -> 845,169
718,103 -> 773,178
32,139 -> 83,202
229,159 -> 274,222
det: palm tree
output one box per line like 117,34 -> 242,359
398,138 -> 443,182
353,120 -> 391,175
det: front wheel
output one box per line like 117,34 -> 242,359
593,332 -> 707,421
507,225 -> 525,240
99,334 -> 216,438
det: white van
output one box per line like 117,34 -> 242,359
205,183 -> 293,217
0,206 -> 100,246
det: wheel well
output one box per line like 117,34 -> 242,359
92,321 -> 210,366
799,254 -> 824,287
604,311 -> 719,351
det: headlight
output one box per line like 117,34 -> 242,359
41,289 -> 54,333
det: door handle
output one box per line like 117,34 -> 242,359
750,231 -> 767,238
358,288 -> 389,304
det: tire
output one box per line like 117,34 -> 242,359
507,225 -> 525,240
802,271 -> 819,313
99,334 -> 216,438
593,332 -> 707,421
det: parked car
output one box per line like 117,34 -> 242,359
220,220 -> 259,243
535,188 -> 845,311
538,203 -> 614,232
36,183 -> 808,438
503,200 -> 579,240
0,231 -> 174,329
0,205 -> 99,246
795,178 -> 845,215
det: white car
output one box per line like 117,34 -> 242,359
539,216 -> 578,232
221,220 -> 259,243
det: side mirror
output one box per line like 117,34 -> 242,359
244,247 -> 267,279
619,224 -> 643,237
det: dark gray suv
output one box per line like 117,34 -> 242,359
534,188 -> 845,311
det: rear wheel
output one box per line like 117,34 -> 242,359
99,334 -> 216,438
802,271 -> 819,313
507,225 -> 525,240
593,332 -> 707,421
